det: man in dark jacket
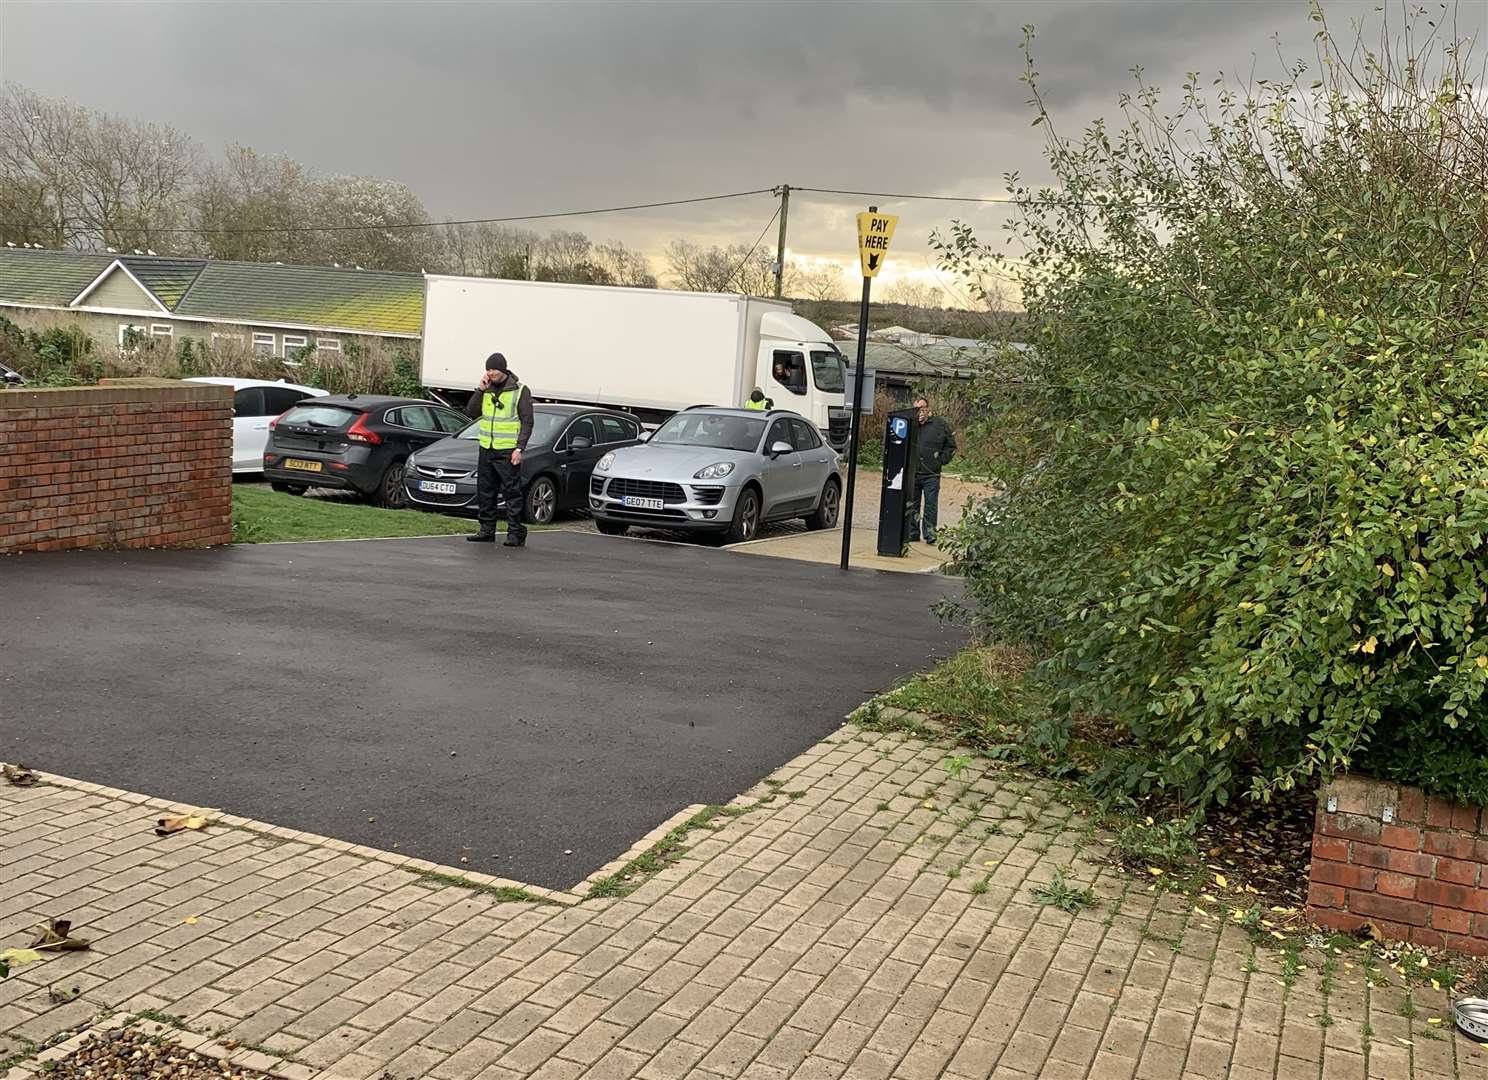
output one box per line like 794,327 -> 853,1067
464,352 -> 535,547
911,395 -> 956,545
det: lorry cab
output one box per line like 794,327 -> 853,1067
755,311 -> 850,450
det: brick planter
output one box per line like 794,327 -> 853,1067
1310,773 -> 1488,954
0,378 -> 232,554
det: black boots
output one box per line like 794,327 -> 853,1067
466,531 -> 496,543
502,533 -> 526,548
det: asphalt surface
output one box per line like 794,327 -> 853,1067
0,531 -> 962,890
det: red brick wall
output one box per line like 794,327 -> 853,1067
0,378 -> 232,554
1309,773 -> 1488,955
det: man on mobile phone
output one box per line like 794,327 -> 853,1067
464,353 -> 534,547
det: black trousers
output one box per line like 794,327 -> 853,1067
476,448 -> 525,539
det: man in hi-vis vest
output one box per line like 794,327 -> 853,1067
463,352 -> 534,546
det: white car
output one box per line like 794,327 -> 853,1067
186,377 -> 328,474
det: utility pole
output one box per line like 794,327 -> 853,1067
772,184 -> 790,298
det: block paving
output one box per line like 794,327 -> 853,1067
4,727 -> 1488,1079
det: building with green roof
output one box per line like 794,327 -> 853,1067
0,247 -> 423,358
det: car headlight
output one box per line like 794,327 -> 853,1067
596,452 -> 615,472
693,462 -> 735,480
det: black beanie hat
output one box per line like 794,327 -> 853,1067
485,352 -> 508,372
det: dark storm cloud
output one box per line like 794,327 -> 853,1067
3,0 -> 1481,268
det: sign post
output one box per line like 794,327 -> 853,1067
840,206 -> 899,570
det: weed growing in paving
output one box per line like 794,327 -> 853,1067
410,870 -> 557,905
1030,869 -> 1097,914
587,803 -> 753,900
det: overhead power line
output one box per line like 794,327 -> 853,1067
794,186 -> 1024,205
0,188 -> 778,237
722,205 -> 782,293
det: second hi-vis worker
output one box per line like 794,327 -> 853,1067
464,352 -> 534,547
745,387 -> 772,410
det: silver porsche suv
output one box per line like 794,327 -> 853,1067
589,407 -> 843,543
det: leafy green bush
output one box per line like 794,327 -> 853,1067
935,12 -> 1488,808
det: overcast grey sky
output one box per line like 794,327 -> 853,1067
2,0 -> 1480,291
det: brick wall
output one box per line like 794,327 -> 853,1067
1309,773 -> 1488,955
0,378 -> 232,554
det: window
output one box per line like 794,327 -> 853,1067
433,408 -> 468,434
150,323 -> 174,339
263,387 -> 312,414
809,349 -> 846,393
562,416 -> 597,449
281,334 -> 309,357
766,419 -> 796,451
211,332 -> 245,346
278,403 -> 358,428
650,412 -> 765,453
118,323 -> 147,347
596,415 -> 640,444
232,388 -> 269,418
771,350 -> 807,395
390,405 -> 440,432
315,338 -> 341,352
252,333 -> 275,356
789,418 -> 823,451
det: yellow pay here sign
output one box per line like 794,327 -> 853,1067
857,211 -> 899,277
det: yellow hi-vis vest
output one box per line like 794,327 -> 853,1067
744,398 -> 769,411
479,382 -> 522,450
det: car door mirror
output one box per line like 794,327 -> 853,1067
569,435 -> 593,451
769,440 -> 794,458
637,430 -> 652,442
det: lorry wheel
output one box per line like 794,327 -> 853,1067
596,520 -> 629,536
375,461 -> 408,509
805,477 -> 841,531
525,476 -> 558,525
270,482 -> 307,497
723,487 -> 761,544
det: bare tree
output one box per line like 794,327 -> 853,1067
882,279 -> 945,310
666,239 -> 779,295
791,259 -> 848,301
191,145 -> 314,262
591,241 -> 657,288
0,85 -> 86,247
310,175 -> 440,272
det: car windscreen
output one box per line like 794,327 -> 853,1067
458,411 -> 566,446
278,404 -> 358,428
650,413 -> 766,453
810,350 -> 846,393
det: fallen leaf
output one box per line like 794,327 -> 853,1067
983,861 -> 999,868
1148,867 -> 1164,877
30,919 -> 89,952
923,801 -> 935,810
1396,1037 -> 1413,1046
155,814 -> 208,836
1,762 -> 37,787
0,947 -> 43,967
184,916 -> 198,925
1428,1017 -> 1443,1025
1215,873 -> 1229,888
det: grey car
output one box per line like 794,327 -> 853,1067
589,407 -> 843,543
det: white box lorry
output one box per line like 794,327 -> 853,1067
419,275 -> 851,447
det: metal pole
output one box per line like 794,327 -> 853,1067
773,185 -> 790,298
840,212 -> 874,570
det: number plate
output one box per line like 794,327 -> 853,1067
284,459 -> 323,473
622,496 -> 665,510
419,481 -> 458,495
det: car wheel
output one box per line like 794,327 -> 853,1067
805,477 -> 842,530
270,482 -> 307,497
723,487 -> 761,544
596,520 -> 629,536
525,475 -> 558,525
375,460 -> 408,509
